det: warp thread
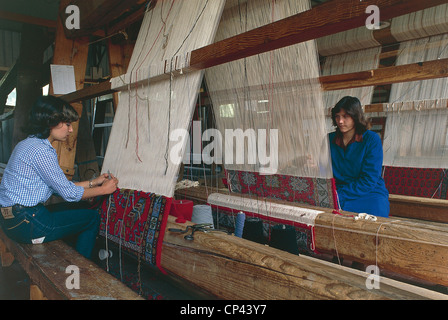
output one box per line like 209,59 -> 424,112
269,224 -> 299,255
192,204 -> 214,228
242,217 -> 265,244
234,211 -> 245,238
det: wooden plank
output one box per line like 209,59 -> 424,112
0,227 -> 143,300
314,212 -> 448,286
364,99 -> 448,113
174,186 -> 448,287
321,58 -> 448,91
161,215 -> 447,300
389,194 -> 448,223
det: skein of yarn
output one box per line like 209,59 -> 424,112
234,211 -> 246,238
192,204 -> 214,228
242,217 -> 265,244
269,224 -> 299,255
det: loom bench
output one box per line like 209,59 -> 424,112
0,227 -> 143,300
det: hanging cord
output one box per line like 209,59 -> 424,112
104,193 -> 113,272
163,0 -> 211,174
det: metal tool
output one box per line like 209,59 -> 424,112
168,223 -> 229,241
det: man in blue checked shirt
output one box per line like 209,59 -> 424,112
0,95 -> 119,258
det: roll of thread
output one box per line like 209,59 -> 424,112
234,211 -> 245,238
98,249 -> 113,260
269,224 -> 299,255
242,217 -> 265,244
191,204 -> 214,228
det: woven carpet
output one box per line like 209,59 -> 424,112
226,170 -> 338,209
98,188 -> 172,271
383,166 -> 448,199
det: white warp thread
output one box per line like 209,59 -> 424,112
207,193 -> 323,227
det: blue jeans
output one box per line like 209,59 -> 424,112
0,203 -> 100,258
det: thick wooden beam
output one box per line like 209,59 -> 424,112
364,99 -> 448,113
175,186 -> 448,287
0,10 -> 56,29
161,215 -> 447,300
314,211 -> 448,286
189,0 -> 446,70
62,56 -> 448,104
321,58 -> 448,91
60,0 -> 447,103
0,227 -> 143,300
389,195 -> 448,224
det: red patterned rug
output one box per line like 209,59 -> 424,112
98,189 -> 172,272
225,169 -> 338,209
383,166 -> 448,199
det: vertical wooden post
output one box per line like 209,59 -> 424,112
50,0 -> 89,180
107,39 -> 133,112
12,24 -> 47,148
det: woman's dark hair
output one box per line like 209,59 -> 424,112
25,95 -> 79,138
331,96 -> 371,134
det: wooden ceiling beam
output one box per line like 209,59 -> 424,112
61,0 -> 447,102
0,10 -> 56,29
189,0 -> 446,69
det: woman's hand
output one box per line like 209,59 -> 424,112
91,173 -> 110,187
101,174 -> 119,194
80,173 -> 119,199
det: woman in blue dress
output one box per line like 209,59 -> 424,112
329,96 -> 389,217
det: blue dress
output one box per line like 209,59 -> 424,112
329,130 -> 390,217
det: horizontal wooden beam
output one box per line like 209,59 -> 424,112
364,99 -> 448,113
389,194 -> 448,224
162,215 -> 447,300
321,58 -> 448,91
62,56 -> 448,103
0,10 -> 56,29
60,0 -> 448,103
190,0 -> 446,70
0,227 -> 143,300
175,186 -> 448,287
60,81 -> 115,103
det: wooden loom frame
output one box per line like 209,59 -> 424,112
53,0 -> 448,299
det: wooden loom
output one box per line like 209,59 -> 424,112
57,0 -> 448,299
